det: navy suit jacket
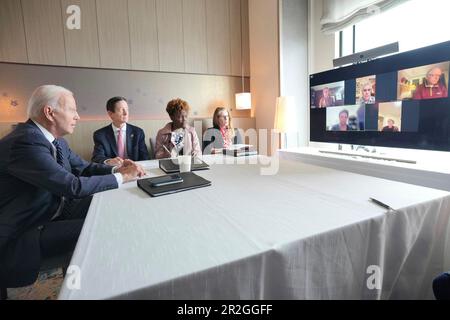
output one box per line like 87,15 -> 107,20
0,119 -> 118,287
92,123 -> 149,163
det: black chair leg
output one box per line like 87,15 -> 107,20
0,287 -> 7,300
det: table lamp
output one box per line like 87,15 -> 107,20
274,96 -> 297,148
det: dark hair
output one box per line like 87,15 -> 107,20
166,98 -> 190,117
339,109 -> 349,117
106,96 -> 127,113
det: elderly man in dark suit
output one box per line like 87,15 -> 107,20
92,97 -> 149,165
0,85 -> 145,289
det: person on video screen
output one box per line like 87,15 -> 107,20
331,109 -> 354,131
413,67 -> 448,100
358,83 -> 375,104
381,119 -> 399,132
319,87 -> 334,108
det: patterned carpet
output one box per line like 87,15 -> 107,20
6,268 -> 64,300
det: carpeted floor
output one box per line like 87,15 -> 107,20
6,268 -> 64,300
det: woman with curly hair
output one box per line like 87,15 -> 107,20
154,98 -> 201,159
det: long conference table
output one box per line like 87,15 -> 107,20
58,155 -> 450,299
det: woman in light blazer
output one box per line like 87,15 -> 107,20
203,107 -> 243,154
154,98 -> 201,159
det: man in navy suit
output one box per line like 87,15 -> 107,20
0,85 -> 145,288
92,97 -> 149,165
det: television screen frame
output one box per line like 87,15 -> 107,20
309,40 -> 450,152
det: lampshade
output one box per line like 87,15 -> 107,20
274,96 -> 297,132
235,92 -> 251,110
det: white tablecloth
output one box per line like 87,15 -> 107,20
59,155 -> 450,299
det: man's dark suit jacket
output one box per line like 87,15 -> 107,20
92,124 -> 149,163
0,119 -> 118,287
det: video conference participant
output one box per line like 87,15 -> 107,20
92,96 -> 149,166
381,119 -> 399,132
154,98 -> 201,159
203,107 -> 243,154
0,85 -> 145,288
413,67 -> 448,100
319,87 -> 334,108
331,109 -> 354,131
358,83 -> 376,104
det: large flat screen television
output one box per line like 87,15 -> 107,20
310,40 -> 450,152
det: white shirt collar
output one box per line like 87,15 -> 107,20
111,123 -> 127,132
31,119 -> 56,144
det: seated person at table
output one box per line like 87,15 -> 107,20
0,85 -> 145,288
154,98 -> 201,159
413,67 -> 448,100
92,96 -> 149,166
203,107 -> 243,154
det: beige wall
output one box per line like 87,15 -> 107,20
308,0 -> 335,74
0,117 -> 256,160
249,0 -> 280,155
0,62 -> 250,123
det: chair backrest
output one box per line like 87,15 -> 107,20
149,137 -> 156,159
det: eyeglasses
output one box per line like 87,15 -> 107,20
427,74 -> 441,78
219,115 -> 229,119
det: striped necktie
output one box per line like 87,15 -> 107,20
52,139 -> 64,167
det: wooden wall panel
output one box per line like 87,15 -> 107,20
128,0 -> 159,71
61,0 -> 100,67
156,0 -> 185,72
230,0 -> 242,76
21,0 -> 66,65
241,0 -> 250,77
206,0 -> 231,75
96,0 -> 131,69
182,0 -> 207,74
0,0 -> 28,63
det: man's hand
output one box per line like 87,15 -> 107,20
116,160 -> 146,182
105,157 -> 124,166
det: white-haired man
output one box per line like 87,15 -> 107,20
0,85 -> 145,289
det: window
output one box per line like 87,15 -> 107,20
336,0 -> 450,57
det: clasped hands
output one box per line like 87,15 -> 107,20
109,158 -> 146,183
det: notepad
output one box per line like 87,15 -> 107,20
137,172 -> 211,197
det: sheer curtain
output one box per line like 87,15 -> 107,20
320,0 -> 410,34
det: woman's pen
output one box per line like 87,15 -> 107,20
163,144 -> 174,158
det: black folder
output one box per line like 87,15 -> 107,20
159,158 -> 209,173
137,172 -> 211,197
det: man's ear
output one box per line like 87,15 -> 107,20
43,105 -> 55,122
107,111 -> 114,118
